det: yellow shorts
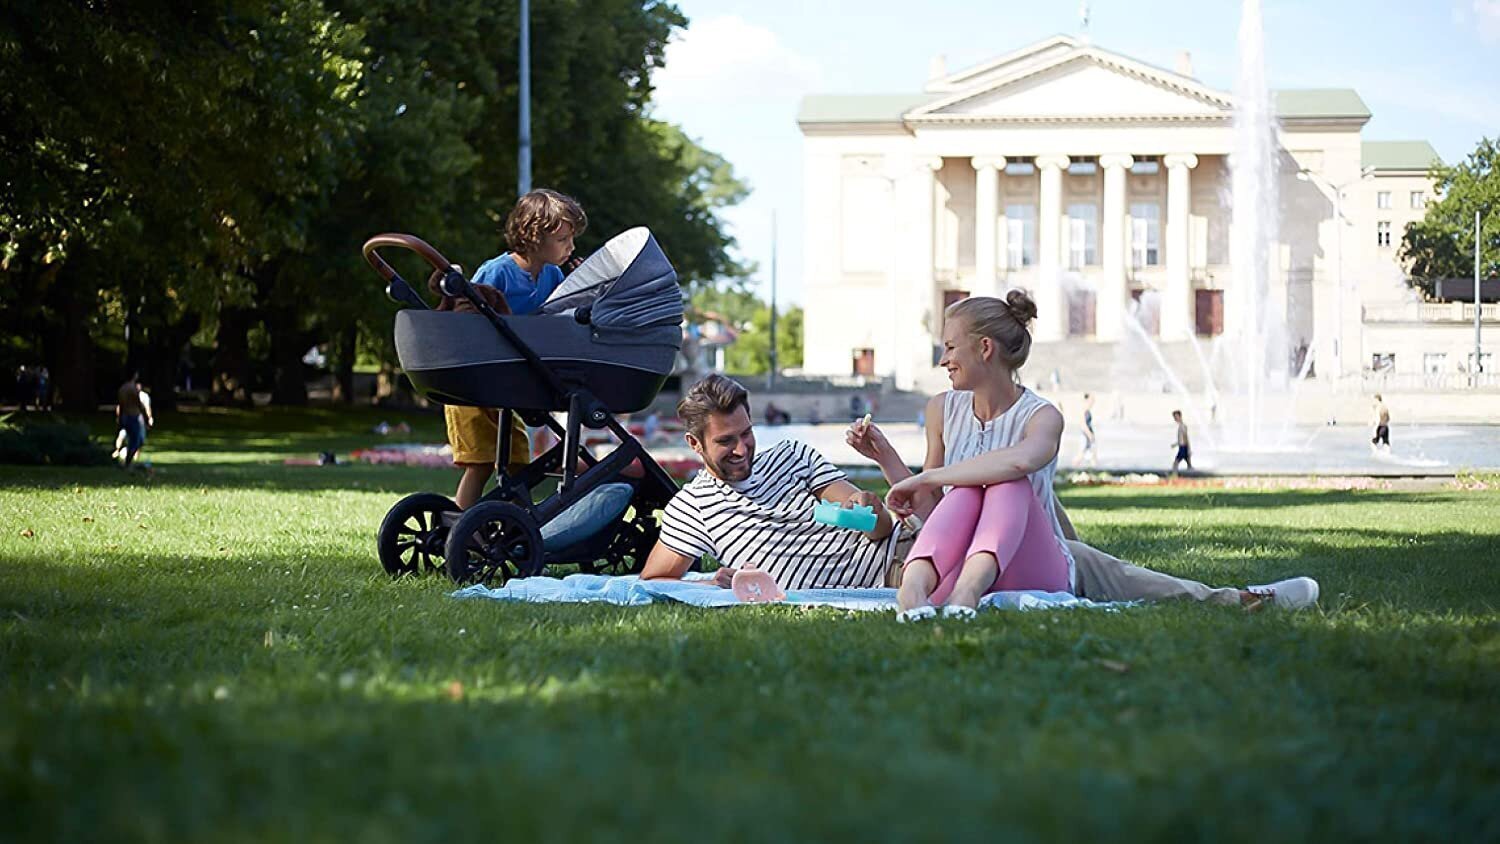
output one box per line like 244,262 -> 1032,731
445,405 -> 530,469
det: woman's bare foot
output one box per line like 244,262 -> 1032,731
897,559 -> 937,611
945,585 -> 982,611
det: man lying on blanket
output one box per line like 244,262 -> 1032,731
641,375 -> 1318,610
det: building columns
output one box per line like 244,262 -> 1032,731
896,156 -> 944,390
1163,153 -> 1198,341
1035,154 -> 1070,342
972,156 -> 1005,298
1099,154 -> 1133,342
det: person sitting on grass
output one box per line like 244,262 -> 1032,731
643,375 -> 1319,611
878,291 -> 1076,620
640,374 -> 909,591
439,188 -> 587,509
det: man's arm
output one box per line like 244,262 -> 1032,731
640,540 -> 734,588
1052,492 -> 1079,541
814,479 -> 895,541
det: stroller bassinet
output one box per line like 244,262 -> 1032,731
363,228 -> 684,586
393,227 -> 681,413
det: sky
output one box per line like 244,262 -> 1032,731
647,0 -> 1500,307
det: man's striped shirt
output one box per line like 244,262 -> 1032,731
659,440 -> 899,589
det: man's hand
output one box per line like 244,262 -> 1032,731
847,489 -> 883,511
711,566 -> 735,589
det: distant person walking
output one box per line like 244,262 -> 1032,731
1371,394 -> 1391,452
1081,392 -> 1097,467
1170,410 -> 1192,473
115,373 -> 153,468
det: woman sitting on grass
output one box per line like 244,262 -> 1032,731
850,291 -> 1073,620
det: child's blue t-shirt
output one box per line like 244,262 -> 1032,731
470,253 -> 564,315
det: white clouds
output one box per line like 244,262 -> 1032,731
653,15 -> 825,108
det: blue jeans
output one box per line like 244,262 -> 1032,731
121,414 -> 146,454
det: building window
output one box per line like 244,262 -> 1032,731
1130,156 -> 1160,176
1410,190 -> 1425,209
1004,159 -> 1036,176
1424,353 -> 1447,374
1067,156 -> 1098,176
1129,203 -> 1161,267
1371,353 -> 1395,373
1005,204 -> 1036,269
1377,191 -> 1391,209
1066,203 -> 1098,270
1377,221 -> 1392,248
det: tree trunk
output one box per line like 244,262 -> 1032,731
139,312 -> 199,413
212,307 -> 254,406
333,323 -> 357,404
52,265 -> 99,412
264,304 -> 308,405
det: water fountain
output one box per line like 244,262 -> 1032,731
1224,0 -> 1288,448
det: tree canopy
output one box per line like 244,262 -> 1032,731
1400,136 -> 1500,297
0,0 -> 748,409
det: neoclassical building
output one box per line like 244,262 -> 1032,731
798,35 -> 1462,392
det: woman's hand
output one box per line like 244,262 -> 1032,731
885,472 -> 937,517
845,415 -> 890,462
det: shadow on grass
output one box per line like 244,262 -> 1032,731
0,462 -> 459,495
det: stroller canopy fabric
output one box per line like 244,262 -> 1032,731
541,227 -> 683,347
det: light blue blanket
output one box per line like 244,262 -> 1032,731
452,573 -> 1131,612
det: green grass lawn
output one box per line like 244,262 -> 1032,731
2,408 -> 1498,842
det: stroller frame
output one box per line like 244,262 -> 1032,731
365,233 -> 679,584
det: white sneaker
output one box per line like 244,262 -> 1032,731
1245,577 -> 1320,610
940,604 -> 977,621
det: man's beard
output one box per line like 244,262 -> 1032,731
706,449 -> 753,482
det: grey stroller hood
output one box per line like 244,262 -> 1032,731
540,227 -> 683,347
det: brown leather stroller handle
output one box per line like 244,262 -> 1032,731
362,233 -> 456,281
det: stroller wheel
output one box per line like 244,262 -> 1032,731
581,512 -> 659,577
444,501 -> 545,585
377,493 -> 458,577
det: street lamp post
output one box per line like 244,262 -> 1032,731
1297,167 -> 1373,384
518,0 -> 532,196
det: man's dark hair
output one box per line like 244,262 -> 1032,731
676,374 -> 750,440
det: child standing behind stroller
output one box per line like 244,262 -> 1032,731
438,189 -> 588,508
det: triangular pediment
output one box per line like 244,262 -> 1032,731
911,46 -> 1232,122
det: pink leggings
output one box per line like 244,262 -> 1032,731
904,479 -> 1071,603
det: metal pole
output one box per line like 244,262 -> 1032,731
518,0 -> 532,196
1477,209 -> 1484,380
768,210 -> 778,390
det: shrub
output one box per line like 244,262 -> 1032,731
0,413 -> 113,466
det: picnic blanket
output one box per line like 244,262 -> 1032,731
452,573 -> 1132,612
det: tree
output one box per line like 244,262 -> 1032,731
1,0 -> 751,409
689,284 -> 800,375
1400,136 -> 1500,298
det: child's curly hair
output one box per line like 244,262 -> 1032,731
504,189 -> 587,258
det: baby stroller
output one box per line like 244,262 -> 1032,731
364,227 -> 683,584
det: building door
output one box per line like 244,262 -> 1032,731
1068,290 -> 1097,337
851,348 -> 875,376
1195,289 -> 1224,336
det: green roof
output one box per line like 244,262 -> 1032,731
1272,89 -> 1371,120
799,88 -> 1372,124
797,94 -> 934,124
1363,140 -> 1443,172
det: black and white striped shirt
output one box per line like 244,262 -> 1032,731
659,440 -> 899,589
